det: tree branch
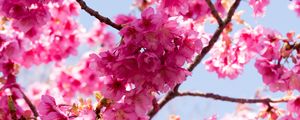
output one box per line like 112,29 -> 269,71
178,91 -> 289,104
148,0 -> 241,119
188,0 -> 241,72
205,0 -> 223,25
76,0 -> 123,30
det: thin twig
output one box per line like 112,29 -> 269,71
20,89 -> 39,118
178,91 -> 289,104
76,0 -> 123,30
205,0 -> 224,25
148,0 -> 242,119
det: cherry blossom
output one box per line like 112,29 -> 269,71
249,0 -> 270,17
38,95 -> 68,120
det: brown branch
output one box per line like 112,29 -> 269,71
148,0 -> 241,119
188,0 -> 241,72
76,0 -> 123,30
178,91 -> 289,104
205,0 -> 223,25
20,89 -> 39,118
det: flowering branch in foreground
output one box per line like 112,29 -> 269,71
148,0 -> 242,118
76,0 -> 123,30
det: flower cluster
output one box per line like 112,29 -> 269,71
88,7 -> 202,119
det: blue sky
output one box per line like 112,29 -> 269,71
19,0 -> 300,119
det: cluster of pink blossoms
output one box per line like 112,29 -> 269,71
88,7 -> 203,119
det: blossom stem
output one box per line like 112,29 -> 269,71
148,0 -> 242,119
19,89 -> 39,118
75,0 -> 123,30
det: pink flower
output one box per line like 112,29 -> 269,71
101,76 -> 127,101
249,0 -> 270,17
137,51 -> 160,72
259,30 -> 281,60
12,6 -> 50,32
102,103 -> 144,120
255,58 -> 290,92
234,26 -> 263,53
38,95 -> 68,120
288,97 -> 300,114
290,63 -> 300,91
135,7 -> 161,31
185,1 -> 210,20
111,57 -> 138,79
154,66 -> 189,91
124,90 -> 152,117
56,72 -> 81,102
157,0 -> 189,15
86,21 -> 115,49
289,0 -> 300,17
204,35 -> 250,79
0,37 -> 22,63
115,14 -> 136,25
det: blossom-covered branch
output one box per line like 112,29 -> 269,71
76,0 -> 122,30
148,0 -> 241,119
178,91 -> 289,104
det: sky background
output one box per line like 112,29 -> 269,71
18,0 -> 300,119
